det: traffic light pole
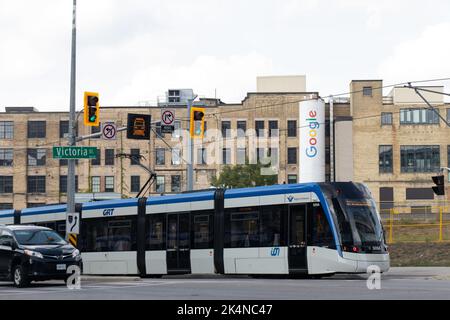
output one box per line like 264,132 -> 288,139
187,98 -> 194,191
66,0 -> 77,239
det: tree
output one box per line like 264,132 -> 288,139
211,163 -> 278,189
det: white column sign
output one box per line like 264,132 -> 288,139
299,99 -> 325,183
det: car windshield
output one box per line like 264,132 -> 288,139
13,229 -> 67,246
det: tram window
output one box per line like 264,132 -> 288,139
192,213 -> 213,249
147,214 -> 165,250
228,209 -> 260,248
108,220 -> 133,251
310,204 -> 334,248
260,205 -> 285,247
81,217 -> 137,252
332,198 -> 353,246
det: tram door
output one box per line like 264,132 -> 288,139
166,213 -> 191,273
288,205 -> 307,272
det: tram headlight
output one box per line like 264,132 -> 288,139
72,249 -> 81,261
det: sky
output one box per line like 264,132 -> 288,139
1,0 -> 450,111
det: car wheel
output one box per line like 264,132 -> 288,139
13,265 -> 30,288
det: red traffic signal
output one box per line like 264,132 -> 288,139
432,175 -> 445,196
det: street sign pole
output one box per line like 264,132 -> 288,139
67,0 -> 77,240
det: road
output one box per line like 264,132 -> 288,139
0,267 -> 450,300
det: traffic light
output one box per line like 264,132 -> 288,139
84,92 -> 100,126
190,107 -> 205,138
432,175 -> 445,196
127,114 -> 151,140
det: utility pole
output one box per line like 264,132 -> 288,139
186,98 -> 194,192
66,0 -> 77,238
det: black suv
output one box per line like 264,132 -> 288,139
0,225 -> 82,287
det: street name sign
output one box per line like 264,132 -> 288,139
53,146 -> 98,159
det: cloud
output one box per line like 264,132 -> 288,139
112,53 -> 274,105
377,22 -> 450,89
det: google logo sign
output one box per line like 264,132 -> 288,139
305,110 -> 320,158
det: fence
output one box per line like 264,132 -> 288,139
378,201 -> 450,244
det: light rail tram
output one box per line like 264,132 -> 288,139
0,182 -> 390,277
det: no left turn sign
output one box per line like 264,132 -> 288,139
102,122 -> 117,140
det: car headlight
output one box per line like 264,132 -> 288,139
24,250 -> 43,259
72,249 -> 81,261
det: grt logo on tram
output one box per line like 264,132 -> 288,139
305,110 -> 320,158
103,209 -> 115,216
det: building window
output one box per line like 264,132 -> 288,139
237,148 -> 246,165
268,148 -> 278,166
400,109 -> 440,125
27,149 -> 46,166
27,176 -> 46,193
156,176 -> 165,193
0,203 -> 13,210
197,148 -> 207,165
379,187 -> 394,215
27,121 -> 46,138
91,176 -> 101,193
406,188 -> 434,200
91,124 -> 101,138
287,148 -> 297,165
59,121 -> 69,138
59,175 -> 79,193
363,86 -> 372,96
131,149 -> 140,165
379,145 -> 393,173
91,148 -> 101,166
447,109 -> 450,125
222,148 -> 231,165
172,120 -> 182,138
105,176 -> 115,192
268,120 -> 278,137
0,176 -> 13,193
401,145 -> 440,173
288,175 -> 297,184
0,121 -> 13,139
131,176 -> 140,193
255,120 -> 265,138
155,122 -> 165,138
105,149 -> 115,166
221,121 -> 231,138
171,175 -> 181,193
0,149 -> 13,167
156,148 -> 165,165
287,120 -> 297,137
172,148 -> 181,165
448,145 -> 450,182
256,148 -> 266,164
237,121 -> 247,138
381,113 -> 393,126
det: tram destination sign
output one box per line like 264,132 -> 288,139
53,146 -> 98,159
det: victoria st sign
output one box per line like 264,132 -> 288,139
53,146 -> 98,159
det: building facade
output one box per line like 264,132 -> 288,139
0,78 -> 449,211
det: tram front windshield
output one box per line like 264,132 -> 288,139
322,183 -> 385,250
